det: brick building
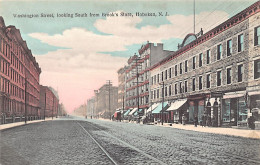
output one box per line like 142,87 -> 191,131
125,42 -> 173,116
0,16 -> 41,124
39,86 -> 59,118
117,66 -> 128,110
149,1 -> 260,127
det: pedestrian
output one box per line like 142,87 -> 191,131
248,116 -> 255,130
202,114 -> 206,127
182,114 -> 186,125
194,115 -> 198,127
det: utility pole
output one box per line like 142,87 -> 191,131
161,81 -> 164,125
24,78 -> 27,124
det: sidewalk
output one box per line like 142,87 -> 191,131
155,122 -> 260,139
0,118 -> 55,131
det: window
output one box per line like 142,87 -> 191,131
179,82 -> 182,93
157,89 -> 159,98
185,60 -> 188,72
238,34 -> 244,52
175,65 -> 177,76
165,70 -> 167,80
151,91 -> 153,99
254,59 -> 260,79
255,26 -> 260,46
199,53 -> 203,67
151,77 -> 153,85
169,85 -> 171,96
206,74 -> 211,88
238,64 -> 243,82
154,90 -> 156,99
165,87 -> 167,96
169,68 -> 172,78
227,39 -> 232,56
184,81 -> 187,92
217,44 -> 222,60
192,78 -> 196,91
227,68 -> 232,84
161,72 -> 164,81
161,87 -> 164,98
180,63 -> 182,74
157,74 -> 159,83
193,56 -> 196,69
175,84 -> 177,94
0,36 -> 2,52
217,71 -> 222,86
206,50 -> 210,64
199,76 -> 202,90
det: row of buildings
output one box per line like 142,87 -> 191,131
115,1 -> 260,128
0,16 -> 65,124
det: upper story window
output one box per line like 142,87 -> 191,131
192,78 -> 196,91
175,83 -> 177,95
179,82 -> 182,93
184,81 -> 187,93
175,65 -> 178,76
154,75 -> 156,84
217,44 -> 222,60
169,85 -> 171,96
165,86 -> 167,97
157,74 -> 159,83
255,26 -> 260,46
199,53 -> 203,67
254,59 -> 260,79
227,67 -> 232,85
206,74 -> 211,88
192,56 -> 196,69
165,70 -> 167,80
238,34 -> 244,52
238,64 -> 243,82
206,49 -> 210,64
151,76 -> 153,85
217,70 -> 222,86
227,39 -> 232,56
185,60 -> 188,72
161,72 -> 164,81
180,63 -> 183,74
157,89 -> 159,98
169,68 -> 172,78
199,76 -> 202,90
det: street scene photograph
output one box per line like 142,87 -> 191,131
0,0 -> 260,164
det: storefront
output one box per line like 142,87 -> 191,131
167,99 -> 187,123
248,91 -> 260,129
222,91 -> 247,126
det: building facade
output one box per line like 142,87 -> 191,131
117,66 -> 127,110
0,16 -> 41,124
39,86 -> 59,118
150,1 -> 260,127
125,42 -> 173,115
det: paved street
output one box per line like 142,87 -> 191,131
1,116 -> 260,165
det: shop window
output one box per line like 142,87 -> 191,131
199,76 -> 202,90
223,99 -> 231,122
217,71 -> 222,86
255,26 -> 260,46
227,39 -> 232,56
199,53 -> 203,67
254,59 -> 260,79
238,98 -> 247,122
238,34 -> 244,52
185,60 -> 188,72
217,44 -> 222,60
193,56 -> 196,69
227,68 -> 232,84
192,78 -> 196,91
238,64 -> 243,82
206,49 -> 210,64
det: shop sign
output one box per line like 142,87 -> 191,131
211,92 -> 223,98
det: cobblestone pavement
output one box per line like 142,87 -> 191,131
1,116 -> 260,165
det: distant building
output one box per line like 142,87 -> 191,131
117,66 -> 128,110
125,42 -> 174,114
39,86 -> 59,118
0,16 -> 41,123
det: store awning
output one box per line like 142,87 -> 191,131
123,109 -> 131,116
134,109 -> 142,116
128,108 -> 138,116
167,99 -> 187,111
223,91 -> 246,99
152,102 -> 168,114
248,91 -> 260,96
147,103 -> 160,113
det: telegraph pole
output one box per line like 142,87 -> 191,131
24,78 -> 27,124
